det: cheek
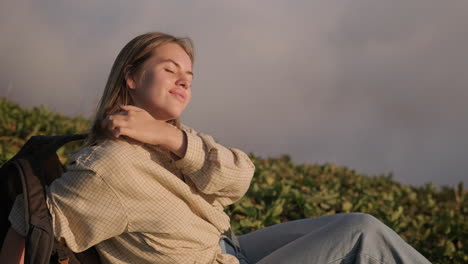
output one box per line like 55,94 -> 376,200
141,71 -> 166,96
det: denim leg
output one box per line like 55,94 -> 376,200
219,238 -> 228,255
220,236 -> 251,264
237,213 -> 432,264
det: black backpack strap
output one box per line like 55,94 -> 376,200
7,134 -> 88,264
12,158 -> 54,264
3,133 -> 101,264
14,133 -> 87,201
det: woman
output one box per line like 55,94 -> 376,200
2,32 -> 432,264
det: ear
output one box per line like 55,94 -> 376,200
124,65 -> 137,90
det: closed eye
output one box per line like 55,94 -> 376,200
164,68 -> 174,73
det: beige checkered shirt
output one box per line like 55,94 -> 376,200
9,123 -> 255,264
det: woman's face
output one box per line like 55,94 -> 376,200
127,42 -> 193,121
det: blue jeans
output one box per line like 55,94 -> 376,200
219,234 -> 251,264
233,213 -> 432,264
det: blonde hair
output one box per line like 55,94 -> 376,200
82,32 -> 194,147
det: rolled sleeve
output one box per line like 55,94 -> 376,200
173,125 -> 255,206
173,130 -> 206,175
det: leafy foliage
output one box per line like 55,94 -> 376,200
0,97 -> 90,164
1,97 -> 466,263
228,155 -> 467,263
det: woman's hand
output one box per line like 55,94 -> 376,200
0,227 -> 25,264
101,105 -> 172,146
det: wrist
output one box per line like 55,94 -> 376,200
160,124 -> 187,159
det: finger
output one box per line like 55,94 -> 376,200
108,114 -> 129,127
120,105 -> 143,112
113,126 -> 130,139
110,110 -> 129,116
106,125 -> 119,139
102,116 -> 116,130
112,127 -> 121,138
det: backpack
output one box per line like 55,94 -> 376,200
0,133 -> 101,264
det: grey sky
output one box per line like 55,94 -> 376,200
1,0 -> 467,188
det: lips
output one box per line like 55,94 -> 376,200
169,89 -> 186,102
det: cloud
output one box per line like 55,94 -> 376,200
1,0 -> 466,187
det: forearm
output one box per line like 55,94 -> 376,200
170,125 -> 256,201
0,227 -> 25,264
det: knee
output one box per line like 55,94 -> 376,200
344,212 -> 388,233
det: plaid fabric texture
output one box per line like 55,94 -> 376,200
9,123 -> 255,264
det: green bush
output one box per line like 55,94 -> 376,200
1,97 -> 466,263
0,97 -> 90,164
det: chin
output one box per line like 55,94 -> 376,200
147,104 -> 181,120
163,111 -> 182,121
168,107 -> 185,118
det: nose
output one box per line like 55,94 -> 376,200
179,81 -> 189,89
176,78 -> 190,90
